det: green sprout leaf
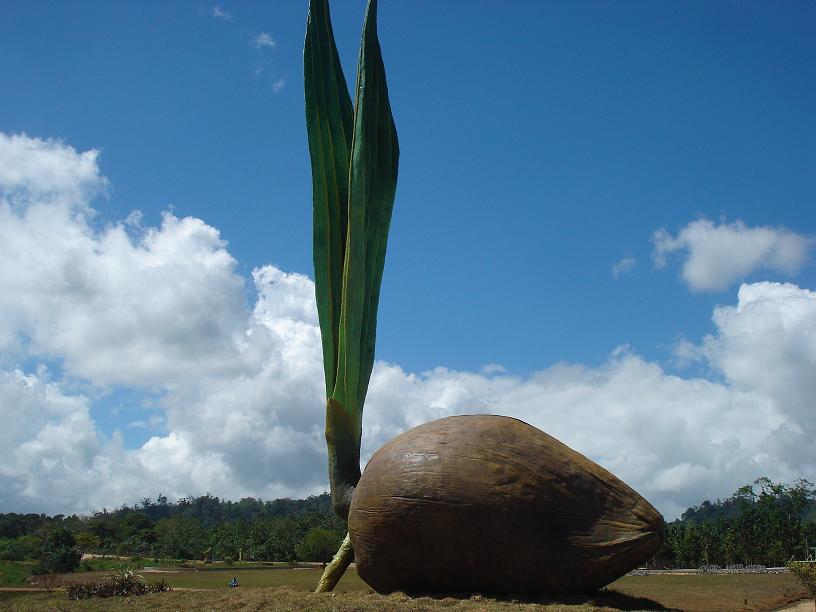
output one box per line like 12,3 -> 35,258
331,0 -> 399,447
305,0 -> 399,520
304,0 -> 354,399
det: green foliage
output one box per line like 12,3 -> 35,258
297,527 -> 341,563
0,534 -> 41,561
81,558 -> 131,572
34,528 -> 81,574
65,568 -> 171,600
788,561 -> 816,602
305,0 -> 399,518
210,522 -> 242,561
680,478 -> 816,524
251,518 -> 300,562
118,512 -> 154,541
153,517 -> 206,560
73,530 -> 101,553
0,512 -> 55,539
0,560 -> 34,586
655,478 -> 816,568
0,493 -> 348,568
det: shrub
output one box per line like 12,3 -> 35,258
788,561 -> 816,603
296,528 -> 341,563
0,535 -> 41,561
65,569 -> 171,600
34,547 -> 82,574
0,560 -> 32,587
35,528 -> 81,574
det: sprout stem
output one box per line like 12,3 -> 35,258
314,532 -> 355,593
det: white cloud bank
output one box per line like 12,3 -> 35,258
652,218 -> 811,292
1,132 -> 814,520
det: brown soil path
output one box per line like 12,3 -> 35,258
776,600 -> 815,612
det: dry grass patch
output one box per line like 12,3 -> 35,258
0,588 -> 600,611
610,573 -> 806,611
0,571 -> 807,611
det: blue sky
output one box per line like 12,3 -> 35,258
0,1 -> 814,517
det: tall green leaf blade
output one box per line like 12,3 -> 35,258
333,0 -> 399,419
304,0 -> 354,399
354,0 -> 399,410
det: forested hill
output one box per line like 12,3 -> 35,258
678,478 -> 816,525
0,493 -> 344,563
656,478 -> 816,569
0,493 -> 335,540
108,493 -> 335,527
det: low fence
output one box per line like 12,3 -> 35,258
628,564 -> 790,576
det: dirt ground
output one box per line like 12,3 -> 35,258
776,601 -> 815,612
1,569 -> 808,611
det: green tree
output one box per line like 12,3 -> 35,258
788,561 -> 816,604
116,512 -> 155,556
0,534 -> 41,560
73,531 -> 101,554
297,528 -> 341,563
154,517 -> 205,560
36,528 -> 81,574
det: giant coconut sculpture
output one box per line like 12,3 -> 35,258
349,415 -> 664,595
304,0 -> 666,596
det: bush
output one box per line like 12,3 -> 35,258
788,561 -> 816,602
0,535 -> 41,561
0,560 -> 33,587
35,528 -> 81,574
34,546 -> 82,574
296,528 -> 340,563
65,569 -> 171,600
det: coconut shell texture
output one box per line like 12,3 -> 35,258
348,415 -> 665,596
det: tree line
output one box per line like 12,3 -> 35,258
2,479 -> 815,571
654,477 -> 816,568
0,493 -> 345,566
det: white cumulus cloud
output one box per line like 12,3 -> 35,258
652,218 -> 811,292
1,132 -> 814,520
0,132 -> 107,208
696,282 -> 816,426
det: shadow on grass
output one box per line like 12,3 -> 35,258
589,589 -> 675,611
398,588 -> 674,611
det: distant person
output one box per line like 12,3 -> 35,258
229,576 -> 239,588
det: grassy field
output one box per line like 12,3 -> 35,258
27,565 -> 367,592
612,574 -> 807,611
0,561 -> 35,587
1,567 -> 808,611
